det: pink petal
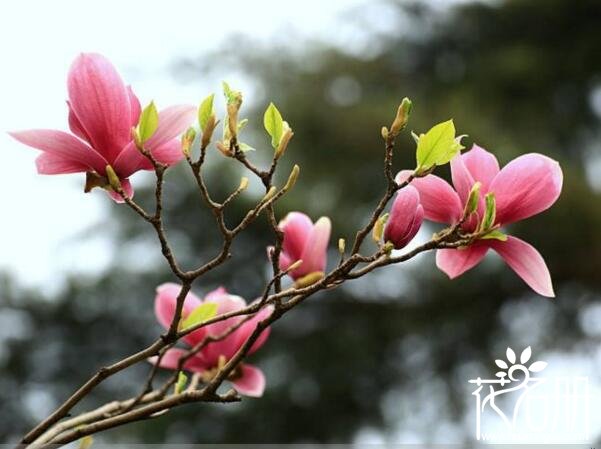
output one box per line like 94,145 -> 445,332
112,138 -> 186,179
202,295 -> 247,365
436,243 -> 489,279
145,105 -> 196,149
151,138 -> 185,166
231,364 -> 266,397
450,152 -> 478,207
67,53 -> 132,162
106,178 -> 134,203
235,304 -> 273,356
299,216 -> 331,276
67,101 -> 92,143
396,170 -> 462,223
127,86 -> 141,127
488,236 -> 555,297
9,129 -> 108,174
154,283 -> 205,346
112,141 -> 147,178
461,144 -> 500,191
276,250 -> 293,272
149,348 -> 209,373
35,152 -> 88,174
205,287 -> 228,302
279,212 -> 314,261
489,153 -> 563,225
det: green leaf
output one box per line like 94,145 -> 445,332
481,229 -> 508,241
237,118 -> 249,132
263,102 -> 284,148
481,192 -> 497,231
198,94 -> 214,131
465,182 -> 481,215
222,81 -> 241,105
238,142 -> 256,152
415,119 -> 464,171
181,302 -> 218,329
174,371 -> 188,394
137,101 -> 159,143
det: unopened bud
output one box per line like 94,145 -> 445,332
275,123 -> 294,159
227,103 -> 239,137
294,271 -> 324,288
283,164 -> 300,192
390,97 -> 412,136
201,114 -> 217,149
372,213 -> 389,244
181,127 -> 196,157
381,126 -> 389,140
338,238 -> 346,255
464,182 -> 481,216
105,165 -> 122,192
262,186 -> 277,202
239,177 -> 249,191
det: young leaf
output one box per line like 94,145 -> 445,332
481,192 -> 497,231
174,371 -> 188,394
263,102 -> 284,148
480,229 -> 508,241
238,142 -> 256,152
137,101 -> 159,143
198,94 -> 215,132
222,81 -> 242,106
415,119 -> 463,171
181,302 -> 218,330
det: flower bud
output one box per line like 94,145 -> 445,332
283,164 -> 300,192
201,114 -> 217,149
274,213 -> 331,280
389,97 -> 412,136
338,238 -> 346,255
372,213 -> 389,244
384,185 -> 424,249
105,165 -> 122,192
275,122 -> 294,159
181,127 -> 196,157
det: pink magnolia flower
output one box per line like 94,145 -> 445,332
271,212 -> 331,280
152,283 -> 272,397
9,53 -> 196,202
397,144 -> 563,297
384,185 -> 424,249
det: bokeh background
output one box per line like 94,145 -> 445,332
1,0 -> 601,444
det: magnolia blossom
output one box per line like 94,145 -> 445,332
397,145 -> 563,297
152,283 -> 272,397
9,53 -> 196,202
272,212 -> 331,280
384,185 -> 424,249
